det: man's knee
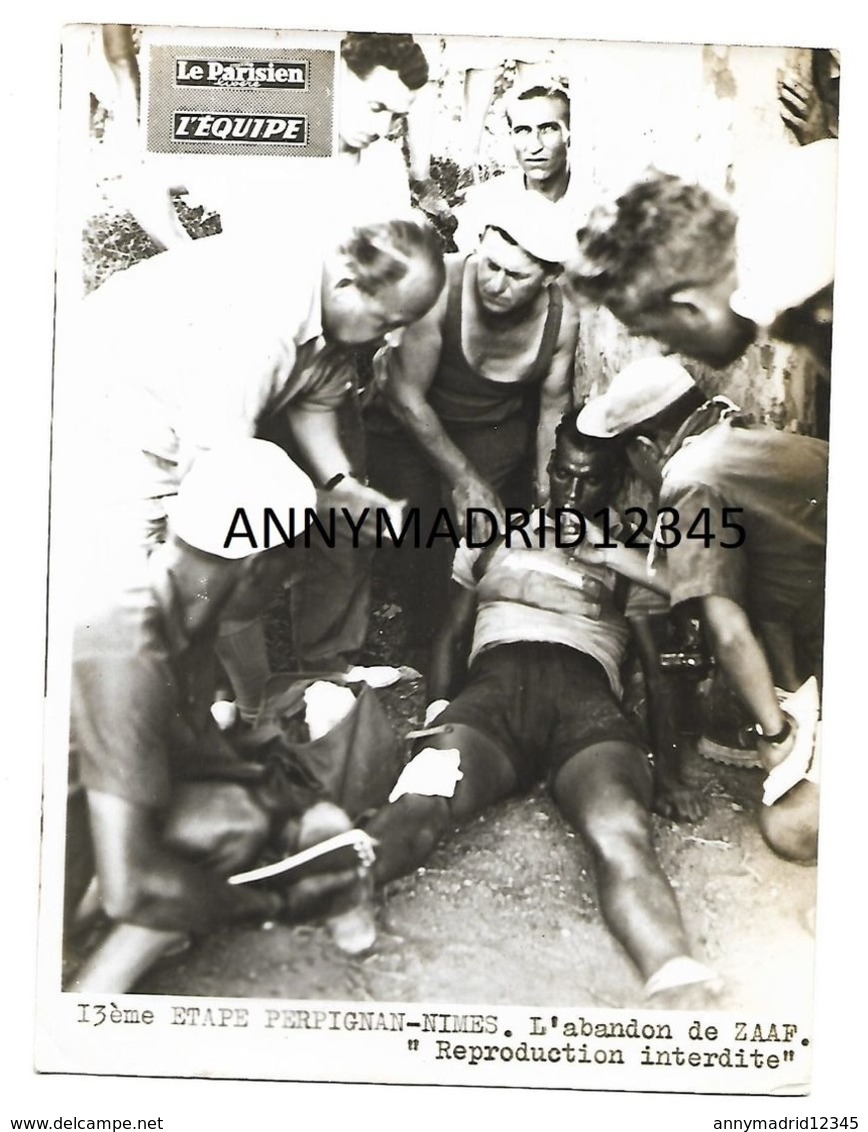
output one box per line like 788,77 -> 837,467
555,742 -> 653,855
162,782 -> 271,875
581,796 -> 653,867
367,792 -> 453,884
758,781 -> 819,865
369,791 -> 451,848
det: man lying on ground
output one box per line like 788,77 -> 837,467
358,413 -> 720,1007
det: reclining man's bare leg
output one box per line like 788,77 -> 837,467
365,726 -> 717,1006
367,724 -> 518,884
551,740 -> 696,995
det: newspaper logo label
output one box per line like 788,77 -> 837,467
172,112 -> 308,144
175,59 -> 309,89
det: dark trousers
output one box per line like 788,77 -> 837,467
366,409 -> 533,654
260,388 -> 373,672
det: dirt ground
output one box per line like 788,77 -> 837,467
134,585 -> 818,1016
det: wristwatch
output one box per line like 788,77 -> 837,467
755,716 -> 793,745
322,472 -> 349,491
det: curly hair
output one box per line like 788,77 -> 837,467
340,32 -> 429,91
568,172 -> 737,317
341,218 -> 445,296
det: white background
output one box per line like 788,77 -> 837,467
5,2 -> 865,1128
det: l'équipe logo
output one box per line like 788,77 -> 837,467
173,113 -> 308,144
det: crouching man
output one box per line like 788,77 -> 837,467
65,440 -> 359,991
575,358 -> 827,865
362,414 -> 721,1007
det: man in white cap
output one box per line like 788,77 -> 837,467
66,441 -> 364,991
366,192 -> 579,659
567,141 -> 837,376
453,84 -> 584,254
576,358 -> 828,863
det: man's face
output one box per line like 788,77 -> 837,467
339,64 -> 416,153
322,260 -> 442,345
224,546 -> 299,621
548,437 -> 620,514
475,228 -> 548,315
613,275 -> 756,369
624,435 -> 666,495
509,95 -> 570,186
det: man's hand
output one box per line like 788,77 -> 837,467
560,517 -> 610,567
757,713 -> 798,772
778,69 -> 829,146
320,476 -> 407,541
450,474 -> 503,541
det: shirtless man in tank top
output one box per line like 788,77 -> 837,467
374,190 -> 579,522
366,190 -> 579,658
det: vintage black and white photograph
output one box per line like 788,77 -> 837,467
24,7 -> 855,1104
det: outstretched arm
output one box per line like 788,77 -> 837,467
286,404 -> 405,533
700,596 -> 786,739
101,25 -> 193,251
568,525 -> 670,596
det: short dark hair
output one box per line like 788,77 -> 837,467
483,225 -> 562,275
341,218 -> 445,296
340,32 -> 429,91
569,171 -> 737,317
506,85 -> 571,130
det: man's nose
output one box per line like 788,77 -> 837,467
489,269 -> 506,293
364,108 -> 391,139
565,478 -> 585,506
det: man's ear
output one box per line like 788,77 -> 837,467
329,253 -> 358,290
667,288 -> 705,317
670,265 -> 739,319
